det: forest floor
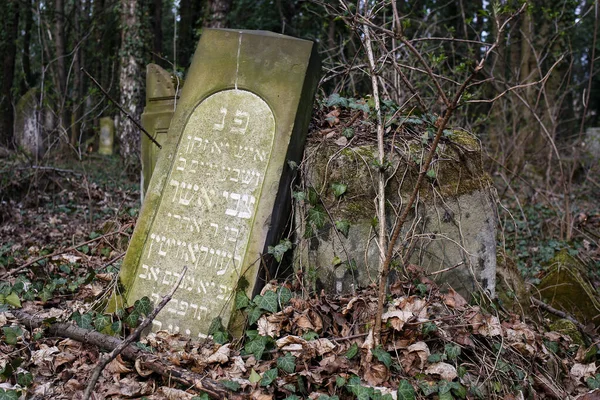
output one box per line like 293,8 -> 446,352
1,116 -> 600,399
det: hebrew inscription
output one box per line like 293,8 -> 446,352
127,89 -> 275,337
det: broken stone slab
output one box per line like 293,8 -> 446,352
538,250 -> 600,328
98,117 -> 115,155
141,64 -> 182,201
116,29 -> 320,338
14,88 -> 44,159
294,131 -> 497,300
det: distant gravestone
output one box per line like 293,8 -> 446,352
117,29 -> 320,338
98,117 -> 115,155
141,64 -> 181,200
14,88 -> 44,158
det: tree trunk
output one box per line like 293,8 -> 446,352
118,0 -> 143,158
0,0 -> 20,148
21,0 -> 35,93
55,0 -> 67,133
152,0 -> 163,63
71,0 -> 83,148
205,0 -> 231,28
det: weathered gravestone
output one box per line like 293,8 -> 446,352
295,132 -> 497,299
117,29 -> 320,338
141,64 -> 181,200
14,88 -> 44,158
98,117 -> 115,155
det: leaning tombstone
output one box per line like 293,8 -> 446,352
98,117 -> 115,155
116,29 -> 320,338
140,64 -> 181,201
14,88 -> 44,159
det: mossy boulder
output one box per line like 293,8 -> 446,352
295,131 -> 497,299
537,250 -> 600,327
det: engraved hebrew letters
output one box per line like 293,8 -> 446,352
127,90 -> 276,338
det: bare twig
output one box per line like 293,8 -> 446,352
360,3 -> 387,347
83,265 -> 188,399
81,68 -> 162,149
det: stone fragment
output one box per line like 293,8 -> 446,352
538,250 -> 600,328
117,29 -> 320,338
98,117 -> 115,155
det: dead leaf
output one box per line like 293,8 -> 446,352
364,362 -> 389,386
293,313 -> 315,331
478,315 -> 502,337
134,359 -> 154,377
425,362 -> 458,380
251,390 -> 274,400
382,310 -> 413,331
571,363 -> 597,380
106,354 -> 132,375
207,343 -> 231,364
443,288 -> 468,309
335,136 -> 348,146
257,315 -> 280,337
401,342 -> 430,373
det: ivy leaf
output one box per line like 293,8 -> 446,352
235,290 -> 250,310
277,353 -> 296,374
326,93 -> 349,108
94,314 -> 112,331
260,368 -> 278,386
2,326 -> 22,346
426,169 -> 436,179
331,182 -> 347,198
418,381 -> 438,396
0,389 -> 19,400
245,336 -> 267,360
397,380 -> 415,400
111,320 -> 122,335
372,345 -> 392,367
213,331 -> 229,345
5,292 -> 21,308
427,353 -> 445,363
247,304 -> 264,326
308,206 -> 326,229
438,392 -> 453,400
220,380 -> 241,392
256,290 -> 278,313
335,220 -> 351,237
268,239 -> 292,263
345,343 -> 359,359
134,296 -> 153,316
444,344 -> 461,361
284,396 -> 301,400
292,191 -> 306,202
587,374 -> 600,390
452,382 -> 467,399
208,317 -> 225,336
72,312 -> 93,330
16,372 -> 33,387
277,286 -> 292,306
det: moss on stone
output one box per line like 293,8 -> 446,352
549,319 -> 585,346
538,250 -> 600,327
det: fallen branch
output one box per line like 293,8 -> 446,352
531,297 -> 600,349
83,265 -> 188,399
9,302 -> 243,398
